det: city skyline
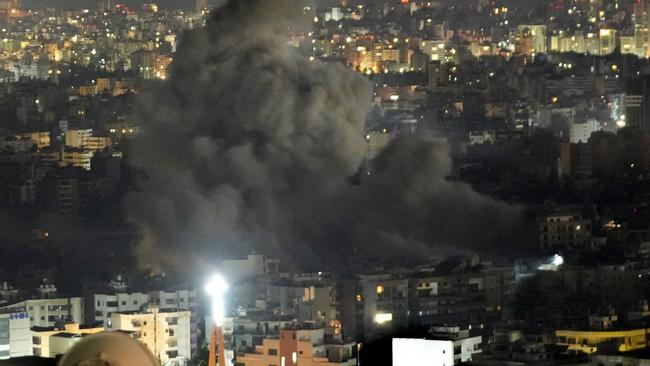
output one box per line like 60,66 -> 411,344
1,0 -> 650,364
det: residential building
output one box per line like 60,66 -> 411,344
0,298 -> 83,328
32,322 -> 104,358
537,212 -> 592,252
110,305 -> 192,365
0,311 -> 31,360
236,327 -> 357,366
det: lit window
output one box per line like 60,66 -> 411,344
374,313 -> 392,324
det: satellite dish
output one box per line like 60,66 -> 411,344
57,332 -> 158,366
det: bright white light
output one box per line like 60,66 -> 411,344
205,273 -> 229,326
393,339 -> 453,366
374,313 -> 393,324
538,254 -> 565,271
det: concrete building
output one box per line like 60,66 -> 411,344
0,311 -> 31,360
538,212 -> 592,252
357,274 -> 410,339
62,148 -> 94,171
599,29 -> 618,55
32,322 -> 104,358
392,338 -> 453,366
268,284 -> 336,326
570,119 -> 600,144
65,129 -> 92,148
516,25 -> 547,54
430,326 -> 483,364
65,129 -> 112,152
392,327 -> 481,366
0,297 -> 83,328
236,327 -> 357,366
110,305 -> 192,365
19,132 -> 50,149
90,289 -> 198,351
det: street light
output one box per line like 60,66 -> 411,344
205,273 -> 229,366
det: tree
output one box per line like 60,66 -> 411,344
187,343 -> 209,366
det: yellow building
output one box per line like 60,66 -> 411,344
79,85 -> 98,96
110,305 -> 192,365
556,329 -> 649,354
599,29 -> 618,55
20,131 -> 50,149
63,149 -> 94,171
32,322 -> 104,358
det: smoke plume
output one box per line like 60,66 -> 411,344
125,0 -> 525,272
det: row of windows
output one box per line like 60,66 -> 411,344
97,297 -> 192,307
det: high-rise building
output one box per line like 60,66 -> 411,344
626,75 -> 650,130
428,61 -> 444,90
635,0 -> 650,57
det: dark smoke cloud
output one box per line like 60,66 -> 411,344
125,0 -> 526,272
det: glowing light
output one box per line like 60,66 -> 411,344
374,313 -> 392,324
376,285 -> 384,294
538,254 -> 564,271
205,273 -> 229,326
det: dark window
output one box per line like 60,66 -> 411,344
268,349 -> 278,356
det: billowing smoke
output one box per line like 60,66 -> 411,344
125,0 -> 526,272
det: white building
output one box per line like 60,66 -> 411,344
110,305 -> 192,365
0,297 -> 83,327
430,326 -> 482,364
92,289 -> 198,351
392,338 -> 453,366
392,328 -> 482,366
0,312 -> 31,360
570,119 -> 600,144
